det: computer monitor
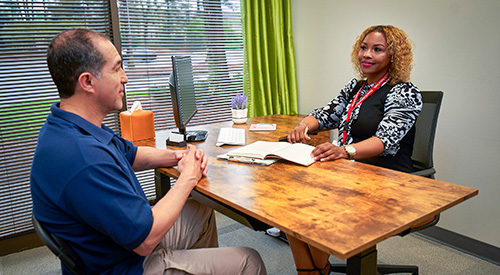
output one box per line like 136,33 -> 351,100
168,55 -> 208,146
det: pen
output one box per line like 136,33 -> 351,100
227,156 -> 269,166
228,156 -> 253,162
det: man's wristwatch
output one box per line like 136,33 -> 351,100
344,145 -> 356,160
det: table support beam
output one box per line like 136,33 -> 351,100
346,246 -> 377,275
154,170 -> 171,201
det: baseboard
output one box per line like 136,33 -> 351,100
0,231 -> 44,256
418,226 -> 500,266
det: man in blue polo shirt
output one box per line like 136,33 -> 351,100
30,28 -> 266,275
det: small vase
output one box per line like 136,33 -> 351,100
231,108 -> 248,124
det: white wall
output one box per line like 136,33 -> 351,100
291,0 -> 500,248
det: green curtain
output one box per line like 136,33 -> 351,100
241,0 -> 298,117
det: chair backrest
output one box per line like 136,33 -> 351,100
32,214 -> 84,275
411,91 -> 444,177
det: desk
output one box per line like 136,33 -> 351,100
136,114 -> 478,275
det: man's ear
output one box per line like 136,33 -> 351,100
78,72 -> 95,94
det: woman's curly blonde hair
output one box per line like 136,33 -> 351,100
351,25 -> 414,85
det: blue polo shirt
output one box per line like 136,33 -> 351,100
30,103 -> 153,274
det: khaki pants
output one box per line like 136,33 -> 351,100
143,198 -> 266,275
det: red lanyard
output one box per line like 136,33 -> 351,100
342,72 -> 390,143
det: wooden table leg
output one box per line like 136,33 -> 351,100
155,170 -> 171,200
346,245 -> 377,275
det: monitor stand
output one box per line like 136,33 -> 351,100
166,130 -> 208,148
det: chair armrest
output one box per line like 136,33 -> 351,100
411,168 -> 436,178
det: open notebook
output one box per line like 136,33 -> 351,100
226,140 -> 316,166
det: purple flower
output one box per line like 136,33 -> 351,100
231,93 -> 247,109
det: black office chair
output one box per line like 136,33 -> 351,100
411,91 -> 444,179
331,91 -> 444,275
32,214 -> 84,275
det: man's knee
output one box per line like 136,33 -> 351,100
184,198 -> 215,222
237,247 -> 267,275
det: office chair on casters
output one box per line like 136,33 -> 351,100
32,214 -> 84,275
331,91 -> 444,275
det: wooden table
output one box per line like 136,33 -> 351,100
136,114 -> 478,274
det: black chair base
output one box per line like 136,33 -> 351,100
331,263 -> 418,275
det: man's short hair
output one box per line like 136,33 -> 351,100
47,29 -> 111,98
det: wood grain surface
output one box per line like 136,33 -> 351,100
136,114 -> 478,259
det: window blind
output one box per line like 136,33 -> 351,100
0,0 -> 245,240
118,0 -> 245,197
0,0 -> 115,238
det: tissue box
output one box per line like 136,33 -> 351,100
120,109 -> 155,141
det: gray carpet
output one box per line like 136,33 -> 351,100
1,212 -> 499,275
